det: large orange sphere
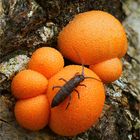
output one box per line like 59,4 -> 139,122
11,70 -> 48,99
47,65 -> 105,136
14,95 -> 50,131
58,10 -> 128,65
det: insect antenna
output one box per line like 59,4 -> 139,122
81,63 -> 85,76
71,47 -> 102,83
84,76 -> 101,82
71,47 -> 85,76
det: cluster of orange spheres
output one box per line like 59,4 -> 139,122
11,10 -> 127,136
12,47 -> 64,131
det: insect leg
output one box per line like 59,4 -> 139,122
74,89 -> 80,99
79,84 -> 86,87
65,95 -> 71,110
59,78 -> 67,83
74,72 -> 80,76
52,86 -> 62,90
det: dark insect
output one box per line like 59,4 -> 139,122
51,65 -> 101,109
51,47 -> 101,109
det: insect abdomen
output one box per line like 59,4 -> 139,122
51,75 -> 84,108
51,88 -> 68,107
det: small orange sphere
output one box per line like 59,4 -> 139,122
58,10 -> 128,65
11,70 -> 48,99
47,65 -> 105,136
28,47 -> 64,79
14,95 -> 50,131
89,58 -> 122,83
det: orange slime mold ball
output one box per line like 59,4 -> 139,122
11,70 -> 48,99
28,47 -> 64,79
89,58 -> 122,83
47,65 -> 105,136
58,10 -> 127,65
14,95 -> 50,131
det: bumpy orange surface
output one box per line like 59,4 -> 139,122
28,47 -> 64,79
58,10 -> 128,65
89,58 -> 122,83
14,95 -> 50,131
11,70 -> 48,99
47,65 -> 105,136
